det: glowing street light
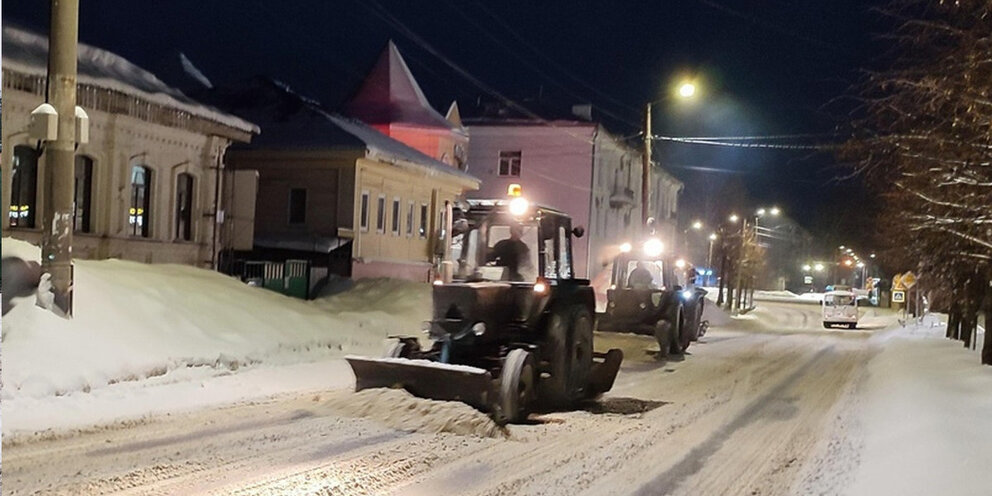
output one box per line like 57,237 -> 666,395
844,259 -> 854,267
678,82 -> 696,98
756,208 -> 766,216
814,263 -> 825,272
708,233 -> 718,241
691,220 -> 703,230
729,214 -> 740,223
802,264 -> 812,272
769,206 -> 781,216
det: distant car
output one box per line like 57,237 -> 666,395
822,290 -> 858,329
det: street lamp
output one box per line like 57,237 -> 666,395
642,77 -> 700,225
692,220 -> 703,230
728,214 -> 739,223
814,263 -> 825,272
802,264 -> 812,272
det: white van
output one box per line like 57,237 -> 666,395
822,290 -> 858,329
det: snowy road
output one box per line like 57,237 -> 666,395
3,302 -> 893,496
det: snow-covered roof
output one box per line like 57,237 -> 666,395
223,78 -> 477,184
343,41 -> 458,130
2,25 -> 259,135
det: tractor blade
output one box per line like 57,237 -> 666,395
587,348 -> 623,396
345,356 -> 496,413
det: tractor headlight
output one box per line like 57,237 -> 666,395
682,289 -> 694,300
643,238 -> 664,257
509,197 -> 530,217
471,322 -> 487,336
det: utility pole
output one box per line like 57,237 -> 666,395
641,103 -> 652,226
40,0 -> 80,317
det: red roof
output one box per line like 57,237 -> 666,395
343,41 -> 454,130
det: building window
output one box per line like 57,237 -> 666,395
175,173 -> 194,240
10,146 -> 39,228
288,188 -> 307,225
419,204 -> 428,238
74,156 -> 94,233
498,151 -> 522,177
360,191 -> 370,232
376,194 -> 386,233
391,197 -> 401,235
406,201 -> 414,236
129,165 -> 152,237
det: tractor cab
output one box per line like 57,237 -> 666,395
597,238 -> 707,357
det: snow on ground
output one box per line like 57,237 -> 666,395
1,237 -> 430,437
847,316 -> 992,496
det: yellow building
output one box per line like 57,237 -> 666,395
223,79 -> 478,283
1,26 -> 257,267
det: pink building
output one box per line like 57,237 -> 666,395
465,108 -> 682,282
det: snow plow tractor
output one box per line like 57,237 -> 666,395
596,242 -> 708,358
346,193 -> 623,424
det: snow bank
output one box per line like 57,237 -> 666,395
1,238 -> 431,435
325,388 -> 506,439
849,320 -> 992,495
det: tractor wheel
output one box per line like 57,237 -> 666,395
823,322 -> 832,329
544,305 -> 594,406
690,304 -> 704,341
848,323 -> 857,330
544,306 -> 572,406
668,306 -> 687,355
499,349 -> 536,423
569,306 -> 594,400
654,321 -> 671,360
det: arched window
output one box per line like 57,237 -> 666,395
129,165 -> 152,237
74,156 -> 94,233
175,173 -> 194,241
10,146 -> 39,228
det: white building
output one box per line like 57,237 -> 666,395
1,26 -> 258,266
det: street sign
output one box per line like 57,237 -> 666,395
892,273 -> 904,291
902,271 -> 918,289
892,290 -> 906,303
803,276 -> 813,284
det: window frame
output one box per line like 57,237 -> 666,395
10,146 -> 39,229
74,155 -> 94,233
359,190 -> 371,232
406,200 -> 415,237
391,196 -> 401,235
376,194 -> 387,233
129,165 -> 152,238
497,150 -> 522,177
175,172 -> 194,241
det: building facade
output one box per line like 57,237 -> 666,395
464,110 -> 683,281
221,80 -> 479,284
1,26 -> 257,267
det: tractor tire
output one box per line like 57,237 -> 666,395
499,349 -> 536,424
823,322 -> 832,329
544,305 -> 594,406
569,306 -> 594,399
654,321 -> 671,360
668,306 -> 687,355
544,306 -> 572,406
848,323 -> 857,330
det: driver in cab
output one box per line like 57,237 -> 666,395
488,225 -> 530,282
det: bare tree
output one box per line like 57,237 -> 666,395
843,0 -> 992,364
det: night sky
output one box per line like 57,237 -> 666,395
5,0 -> 882,252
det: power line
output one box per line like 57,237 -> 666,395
652,135 -> 840,151
439,0 -> 642,129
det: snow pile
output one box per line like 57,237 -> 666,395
1,238 -> 430,434
325,388 -> 506,439
849,320 -> 992,495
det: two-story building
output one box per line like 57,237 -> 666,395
1,25 -> 258,267
463,104 -> 682,281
